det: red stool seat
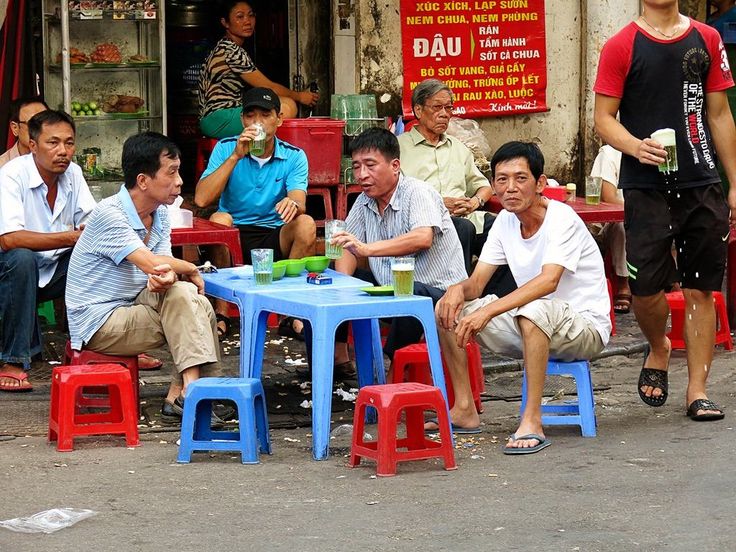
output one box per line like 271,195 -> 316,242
194,136 -> 219,181
307,184 -> 335,228
48,364 -> 140,452
349,383 -> 457,477
392,341 -> 484,413
64,341 -> 140,408
665,291 -> 732,350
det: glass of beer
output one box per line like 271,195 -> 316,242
249,123 -> 267,156
391,256 -> 415,297
651,128 -> 678,174
325,219 -> 347,259
251,248 -> 273,285
585,176 -> 602,205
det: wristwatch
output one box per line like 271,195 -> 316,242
473,195 -> 486,208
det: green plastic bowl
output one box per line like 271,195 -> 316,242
303,255 -> 330,273
272,260 -> 287,280
284,258 -> 306,277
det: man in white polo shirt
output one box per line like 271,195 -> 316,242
0,110 -> 95,392
66,131 -> 221,423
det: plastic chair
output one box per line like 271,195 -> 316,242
336,183 -> 363,220
392,341 -> 484,413
607,278 -> 616,337
728,228 -> 736,327
194,136 -> 219,181
520,360 -> 597,437
665,291 -> 732,351
177,377 -> 271,464
349,383 -> 456,477
64,341 -> 140,408
37,300 -> 56,325
307,184 -> 334,228
48,364 -> 140,452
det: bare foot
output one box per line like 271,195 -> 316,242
641,338 -> 671,400
0,363 -> 33,391
505,419 -> 545,450
424,407 -> 479,432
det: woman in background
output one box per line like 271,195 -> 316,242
198,0 -> 319,138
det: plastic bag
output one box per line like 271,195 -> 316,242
446,117 -> 492,173
0,508 -> 97,534
330,424 -> 372,440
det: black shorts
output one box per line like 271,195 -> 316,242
237,225 -> 285,264
623,183 -> 729,296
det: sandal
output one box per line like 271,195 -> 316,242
686,399 -> 725,421
216,313 -> 232,338
613,293 -> 632,314
277,317 -> 304,341
637,345 -> 668,407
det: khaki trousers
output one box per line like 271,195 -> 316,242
86,281 -> 221,384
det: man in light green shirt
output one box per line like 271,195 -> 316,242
399,79 -> 515,295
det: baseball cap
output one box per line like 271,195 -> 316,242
241,87 -> 281,112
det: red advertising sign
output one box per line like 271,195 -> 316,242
400,0 -> 548,118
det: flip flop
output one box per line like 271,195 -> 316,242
424,417 -> 481,435
613,293 -> 632,314
137,353 -> 163,371
638,345 -> 668,407
0,371 -> 33,392
216,313 -> 232,338
277,317 -> 304,341
501,433 -> 551,455
687,399 -> 725,421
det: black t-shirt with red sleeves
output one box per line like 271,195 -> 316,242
594,19 -> 733,190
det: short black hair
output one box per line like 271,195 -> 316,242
9,96 -> 49,123
122,131 -> 181,189
348,127 -> 401,162
220,0 -> 256,21
491,141 -> 545,180
28,110 -> 75,142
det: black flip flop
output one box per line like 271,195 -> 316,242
277,317 -> 305,341
216,313 -> 232,338
638,345 -> 668,407
687,399 -> 725,421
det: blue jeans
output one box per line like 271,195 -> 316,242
0,248 -> 70,366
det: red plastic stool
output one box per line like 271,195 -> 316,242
48,364 -> 140,452
665,291 -> 733,350
64,341 -> 140,408
194,136 -> 219,180
349,383 -> 456,477
307,184 -> 335,228
336,183 -> 363,220
392,341 -> 484,413
607,278 -> 616,337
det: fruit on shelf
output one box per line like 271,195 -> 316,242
101,94 -> 145,113
90,43 -> 122,64
71,100 -> 102,117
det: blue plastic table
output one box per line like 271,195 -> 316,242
201,267 -> 380,378
242,287 -> 450,460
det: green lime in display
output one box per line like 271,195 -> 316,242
72,101 -> 81,111
94,109 -> 101,116
89,101 -> 98,111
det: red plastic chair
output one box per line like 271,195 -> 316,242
194,136 -> 219,181
64,341 -> 140,408
307,184 -> 335,228
48,364 -> 140,452
349,383 -> 456,477
392,341 -> 484,413
665,291 -> 732,350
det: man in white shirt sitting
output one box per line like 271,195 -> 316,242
0,96 -> 49,169
433,142 -> 612,454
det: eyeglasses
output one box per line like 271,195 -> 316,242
423,103 -> 454,114
15,120 -> 30,126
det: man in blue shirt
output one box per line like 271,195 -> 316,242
195,87 -> 316,337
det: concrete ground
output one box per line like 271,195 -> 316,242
1,311 -> 735,551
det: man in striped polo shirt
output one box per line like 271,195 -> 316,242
66,132 -> 221,423
330,128 -> 467,372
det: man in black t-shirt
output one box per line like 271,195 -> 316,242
594,0 -> 736,421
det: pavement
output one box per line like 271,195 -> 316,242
1,310 -> 736,551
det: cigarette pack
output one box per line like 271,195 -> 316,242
306,273 -> 332,285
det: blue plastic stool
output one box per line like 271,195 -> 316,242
520,360 -> 596,437
177,377 -> 271,464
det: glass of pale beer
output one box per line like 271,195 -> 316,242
651,128 -> 678,174
391,256 -> 415,296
